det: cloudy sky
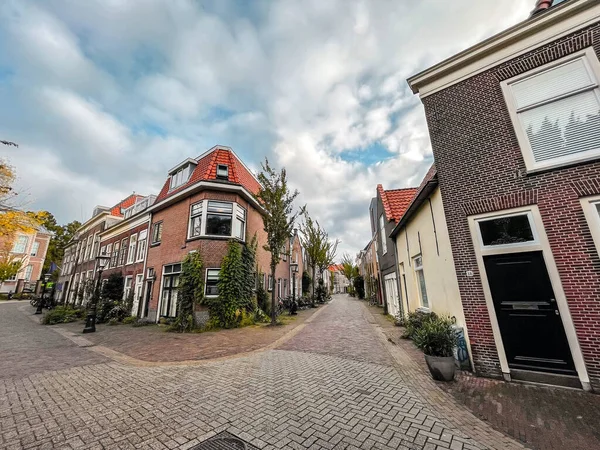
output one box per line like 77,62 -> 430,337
0,0 -> 531,258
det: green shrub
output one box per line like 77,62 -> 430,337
42,306 -> 85,325
132,318 -> 152,327
413,315 -> 458,357
122,316 -> 137,325
108,318 -> 119,326
239,310 -> 256,327
403,310 -> 438,339
253,308 -> 269,323
353,275 -> 365,299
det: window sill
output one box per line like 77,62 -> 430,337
150,242 -> 161,248
524,154 -> 600,176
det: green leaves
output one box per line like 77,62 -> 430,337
171,251 -> 204,332
412,315 -> 458,357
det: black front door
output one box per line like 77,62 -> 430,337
484,251 -> 575,375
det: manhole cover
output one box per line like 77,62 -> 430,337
191,431 -> 259,450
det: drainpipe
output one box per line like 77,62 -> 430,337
139,213 -> 152,319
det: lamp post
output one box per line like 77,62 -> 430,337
290,262 -> 298,315
35,273 -> 53,314
83,255 -> 110,334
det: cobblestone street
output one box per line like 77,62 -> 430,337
0,296 -> 521,450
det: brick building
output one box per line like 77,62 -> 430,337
98,195 -> 156,316
0,226 -> 51,294
58,194 -> 146,305
144,145 -> 291,322
408,0 -> 600,390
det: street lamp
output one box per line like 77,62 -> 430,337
83,255 -> 110,334
35,273 -> 53,315
290,262 -> 299,315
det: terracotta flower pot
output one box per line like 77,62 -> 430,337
424,354 -> 456,381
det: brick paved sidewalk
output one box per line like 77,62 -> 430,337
365,302 -> 600,450
56,305 -> 318,363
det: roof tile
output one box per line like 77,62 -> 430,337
377,185 -> 418,223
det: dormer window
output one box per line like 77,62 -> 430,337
170,165 -> 191,189
216,164 -> 229,180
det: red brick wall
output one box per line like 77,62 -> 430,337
100,220 -> 149,281
422,24 -> 600,388
145,189 -> 287,317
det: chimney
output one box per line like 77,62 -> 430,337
531,0 -> 553,16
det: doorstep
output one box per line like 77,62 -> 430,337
509,368 -> 583,390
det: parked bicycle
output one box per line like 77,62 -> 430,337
368,295 -> 378,307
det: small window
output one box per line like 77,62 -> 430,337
189,202 -> 203,238
413,255 -> 429,308
152,222 -> 163,244
24,265 -> 33,281
268,275 -> 273,292
478,213 -> 535,247
233,206 -> 246,240
12,236 -> 28,254
105,243 -> 113,267
216,164 -> 229,180
206,269 -> 220,296
502,49 -> 600,171
30,242 -> 40,256
123,276 -> 133,300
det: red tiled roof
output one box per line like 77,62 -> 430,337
155,146 -> 261,203
110,194 -> 145,217
329,264 -> 343,272
377,185 -> 418,223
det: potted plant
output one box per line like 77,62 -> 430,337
413,315 -> 458,381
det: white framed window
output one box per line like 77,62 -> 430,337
413,255 -> 429,308
111,242 -> 120,267
580,196 -> 600,258
189,202 -> 203,238
100,245 -> 106,256
205,269 -> 220,297
268,274 -> 273,292
152,222 -> 163,244
105,243 -> 113,267
127,234 -> 137,264
86,235 -> 93,260
30,241 -> 40,256
379,214 -> 387,254
187,200 -> 246,241
160,264 -> 181,317
92,233 -> 99,259
475,211 -> 538,250
170,164 -> 192,190
123,276 -> 133,300
12,235 -> 28,254
119,238 -> 128,266
501,48 -> 600,172
136,230 -> 147,262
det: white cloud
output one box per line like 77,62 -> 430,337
0,0 -> 532,258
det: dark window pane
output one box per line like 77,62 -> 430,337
206,214 -> 232,236
479,214 -> 534,246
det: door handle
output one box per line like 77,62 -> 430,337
555,310 -> 560,316
550,298 -> 556,303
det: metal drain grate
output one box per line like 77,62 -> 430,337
191,431 -> 259,450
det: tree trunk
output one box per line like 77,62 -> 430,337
270,265 -> 277,325
311,266 -> 316,307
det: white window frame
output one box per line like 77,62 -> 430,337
152,221 -> 163,244
169,164 -> 192,190
205,268 -> 220,298
86,235 -> 94,260
216,164 -> 229,179
413,255 -> 429,308
123,276 -> 133,300
187,200 -> 246,241
267,274 -> 273,292
110,241 -> 119,267
580,195 -> 600,258
126,234 -> 137,265
501,48 -> 600,172
12,235 -> 28,254
30,241 -> 40,257
136,230 -> 147,262
379,214 -> 387,255
474,210 -> 539,252
119,238 -> 128,266
105,243 -> 113,267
